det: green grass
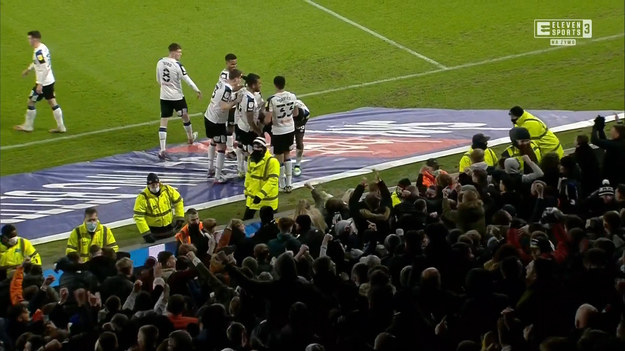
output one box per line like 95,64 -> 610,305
1,1 -> 623,263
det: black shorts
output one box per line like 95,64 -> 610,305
204,118 -> 228,143
160,98 -> 188,118
272,132 -> 294,154
235,125 -> 257,150
30,83 -> 55,101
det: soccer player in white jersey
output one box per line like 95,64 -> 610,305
264,76 -> 299,193
293,99 -> 311,177
204,69 -> 243,183
220,53 -> 239,160
235,74 -> 263,177
14,31 -> 66,133
155,43 -> 202,160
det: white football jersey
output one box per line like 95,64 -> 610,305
235,88 -> 258,133
295,99 -> 309,115
219,69 -> 229,82
204,80 -> 233,124
32,43 -> 55,86
156,57 -> 189,100
266,91 -> 297,135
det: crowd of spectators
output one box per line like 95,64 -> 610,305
1,114 -> 625,351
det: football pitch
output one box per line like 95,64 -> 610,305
1,0 -> 624,263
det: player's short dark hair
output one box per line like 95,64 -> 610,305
27,31 -> 41,39
185,208 -> 198,216
168,43 -> 182,52
243,73 -> 260,86
274,76 -> 286,89
225,53 -> 237,61
84,207 -> 98,217
167,294 -> 186,315
229,69 -> 242,79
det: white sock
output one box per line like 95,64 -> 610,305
208,143 -> 216,170
25,108 -> 36,129
235,148 -> 244,173
52,106 -> 65,130
227,135 -> 233,150
159,128 -> 167,152
296,149 -> 303,166
285,159 -> 293,187
280,164 -> 286,188
216,151 -> 225,178
183,122 -> 193,139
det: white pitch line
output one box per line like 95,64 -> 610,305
2,32 -> 622,151
303,0 -> 448,70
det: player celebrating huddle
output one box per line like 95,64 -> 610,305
205,69 -> 243,183
155,43 -> 202,160
293,99 -> 310,177
264,76 -> 299,193
15,30 -> 67,133
235,74 -> 264,177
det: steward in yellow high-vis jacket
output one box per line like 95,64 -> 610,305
66,207 -> 118,262
0,224 -> 41,276
243,137 -> 280,220
134,173 -> 185,243
509,106 -> 564,158
458,133 -> 499,172
502,127 -> 543,173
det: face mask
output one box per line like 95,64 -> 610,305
251,150 -> 264,162
7,237 -> 18,247
86,221 -> 98,232
149,186 -> 160,194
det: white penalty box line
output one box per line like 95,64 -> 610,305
303,0 -> 448,70
2,32 -> 623,152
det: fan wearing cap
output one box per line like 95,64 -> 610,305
133,173 -> 185,243
509,106 -> 563,158
243,137 -> 280,220
501,127 -> 543,172
0,224 -> 42,276
66,207 -> 118,262
458,133 -> 499,173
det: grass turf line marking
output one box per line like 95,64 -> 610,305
2,33 -> 622,151
303,0 -> 448,70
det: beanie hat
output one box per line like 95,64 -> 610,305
472,133 -> 490,145
598,179 -> 614,197
504,158 -> 521,174
253,137 -> 267,148
509,127 -> 531,144
509,106 -> 524,118
147,173 -> 160,184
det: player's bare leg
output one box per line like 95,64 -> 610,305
47,97 -> 66,133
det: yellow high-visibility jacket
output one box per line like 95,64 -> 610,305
133,184 -> 184,235
458,147 -> 499,172
514,111 -> 564,158
502,141 -> 543,171
66,222 -> 118,262
245,150 -> 280,211
0,237 -> 41,269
